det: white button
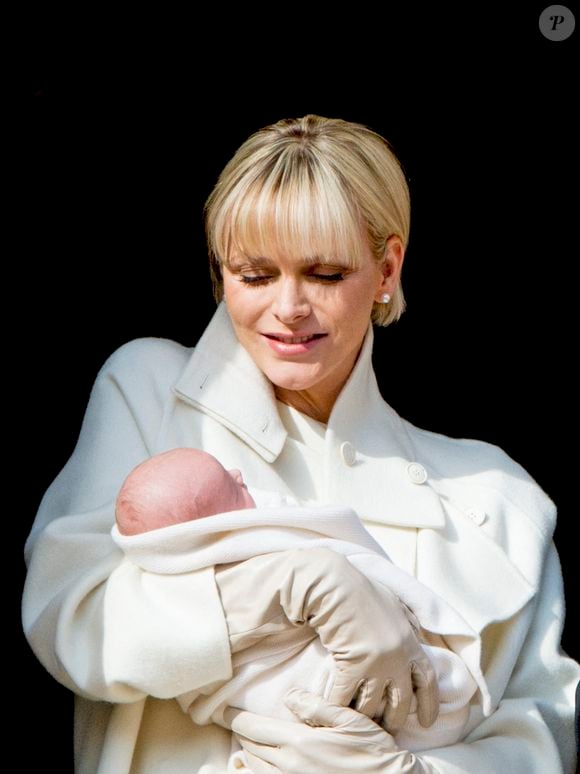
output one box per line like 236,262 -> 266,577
340,441 -> 357,466
465,507 -> 486,526
407,462 -> 428,484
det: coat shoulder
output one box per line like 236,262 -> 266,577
98,337 -> 194,392
405,420 -> 557,541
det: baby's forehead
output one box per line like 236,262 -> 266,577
176,450 -> 223,469
146,449 -> 225,476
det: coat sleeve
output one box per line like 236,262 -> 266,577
22,340 -> 233,703
418,543 -> 578,774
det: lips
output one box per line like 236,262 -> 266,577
263,333 -> 327,344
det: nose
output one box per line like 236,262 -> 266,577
272,278 -> 311,323
228,469 -> 244,485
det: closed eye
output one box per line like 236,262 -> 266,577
238,273 -> 345,286
311,273 -> 345,283
238,275 -> 274,285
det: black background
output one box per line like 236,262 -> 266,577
22,6 -> 577,768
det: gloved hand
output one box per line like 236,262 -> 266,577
215,547 -> 438,731
224,688 -> 439,773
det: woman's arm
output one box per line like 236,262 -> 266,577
22,340 -> 233,703
422,543 -> 577,773
223,543 -> 578,773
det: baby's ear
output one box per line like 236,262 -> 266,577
227,469 -> 244,485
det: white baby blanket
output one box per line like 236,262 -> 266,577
112,488 -> 491,755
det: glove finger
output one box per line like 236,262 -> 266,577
224,707 -> 296,746
353,678 -> 385,719
232,748 -> 276,774
412,658 -> 440,728
238,739 -> 283,771
286,688 -> 392,742
382,676 -> 412,734
326,674 -> 357,708
285,688 -> 350,729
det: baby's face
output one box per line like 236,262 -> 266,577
210,465 -> 256,513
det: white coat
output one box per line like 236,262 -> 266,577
23,301 -> 579,773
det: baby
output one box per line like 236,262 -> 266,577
115,448 -> 256,535
113,448 -> 489,768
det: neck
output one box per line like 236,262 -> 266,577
273,341 -> 367,424
274,385 -> 337,424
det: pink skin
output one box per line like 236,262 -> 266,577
116,448 -> 256,536
222,235 -> 404,423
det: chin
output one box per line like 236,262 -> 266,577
264,362 -> 323,392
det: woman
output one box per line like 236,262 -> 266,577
23,115 -> 578,772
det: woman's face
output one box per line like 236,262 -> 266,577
222,235 -> 403,417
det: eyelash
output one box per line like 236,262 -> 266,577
238,273 -> 346,286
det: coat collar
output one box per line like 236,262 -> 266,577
173,302 -> 446,529
173,302 -> 287,462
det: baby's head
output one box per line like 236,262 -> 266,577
116,448 -> 256,535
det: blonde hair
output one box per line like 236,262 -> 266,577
204,115 -> 410,326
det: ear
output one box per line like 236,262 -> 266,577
374,236 -> 405,303
227,469 -> 244,485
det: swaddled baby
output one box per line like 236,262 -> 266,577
115,447 -> 256,535
114,448 -> 487,766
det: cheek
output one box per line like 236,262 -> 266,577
223,284 -> 257,325
224,282 -> 252,325
222,278 -> 238,307
326,284 -> 375,330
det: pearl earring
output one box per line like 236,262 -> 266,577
381,293 -> 391,304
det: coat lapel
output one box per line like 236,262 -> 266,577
173,302 -> 286,462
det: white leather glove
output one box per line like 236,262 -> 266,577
224,688 -> 439,773
215,547 -> 438,731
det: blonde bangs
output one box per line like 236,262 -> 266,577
213,153 -> 366,270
